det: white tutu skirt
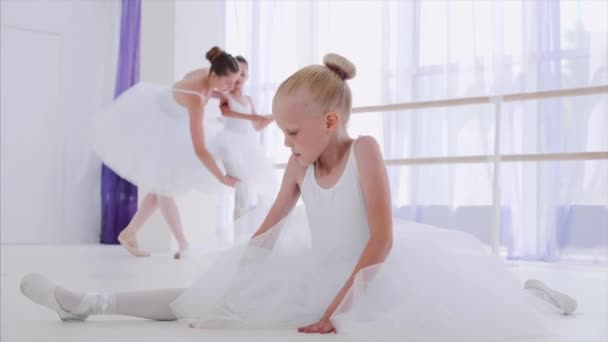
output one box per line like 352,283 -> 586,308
170,207 -> 551,339
90,83 -> 275,196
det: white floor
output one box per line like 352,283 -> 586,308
1,244 -> 607,342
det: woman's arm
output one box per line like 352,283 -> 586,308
298,136 -> 393,334
187,97 -> 238,187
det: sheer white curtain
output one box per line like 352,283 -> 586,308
225,0 -> 607,261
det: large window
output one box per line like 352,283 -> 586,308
226,0 -> 607,260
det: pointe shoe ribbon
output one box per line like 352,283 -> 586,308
20,273 -> 88,322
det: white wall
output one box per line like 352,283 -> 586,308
140,0 -> 175,84
174,0 -> 226,78
1,0 -> 119,244
0,0 -> 227,247
141,0 -> 226,80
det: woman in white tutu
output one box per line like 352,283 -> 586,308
21,53 -> 577,339
91,46 -> 264,258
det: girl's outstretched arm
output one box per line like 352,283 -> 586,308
299,136 -> 393,334
251,154 -> 305,239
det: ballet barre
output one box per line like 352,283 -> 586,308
274,85 -> 608,255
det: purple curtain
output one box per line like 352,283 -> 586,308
100,0 -> 141,244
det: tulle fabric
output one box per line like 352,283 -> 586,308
170,206 -> 550,339
90,83 -> 275,196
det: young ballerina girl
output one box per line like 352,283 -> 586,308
219,56 -> 273,135
21,53 -> 577,339
217,55 -> 275,234
91,46 -> 270,258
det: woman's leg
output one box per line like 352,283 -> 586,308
233,182 -> 250,221
157,195 -> 189,258
118,193 -> 159,257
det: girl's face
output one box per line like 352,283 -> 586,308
211,71 -> 239,93
273,91 -> 338,166
233,63 -> 249,91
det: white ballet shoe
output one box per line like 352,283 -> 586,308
524,279 -> 578,315
20,273 -> 88,322
118,232 -> 150,257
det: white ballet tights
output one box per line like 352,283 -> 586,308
233,183 -> 251,220
38,277 -> 577,323
53,284 -> 576,322
158,195 -> 188,250
122,193 -> 159,236
56,286 -> 184,321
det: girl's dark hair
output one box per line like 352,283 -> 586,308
205,46 -> 239,76
235,55 -> 248,66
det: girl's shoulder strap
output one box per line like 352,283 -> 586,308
349,136 -> 365,180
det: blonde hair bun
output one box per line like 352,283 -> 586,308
323,53 -> 356,80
